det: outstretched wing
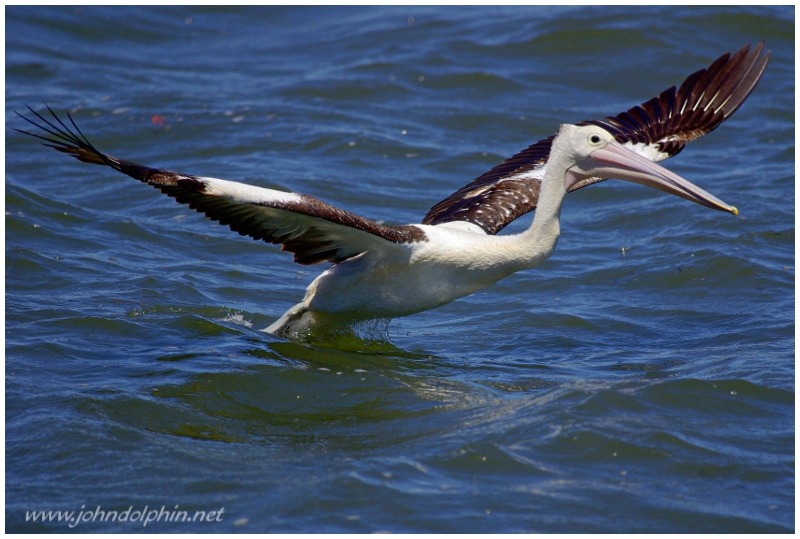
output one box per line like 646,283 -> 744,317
423,42 -> 770,234
16,106 -> 427,265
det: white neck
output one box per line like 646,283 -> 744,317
509,130 -> 572,270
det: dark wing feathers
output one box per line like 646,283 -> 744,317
17,43 -> 768,248
584,42 -> 769,150
423,42 -> 769,234
422,136 -> 552,234
16,105 -> 426,265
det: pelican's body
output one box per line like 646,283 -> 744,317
270,221 -> 550,331
16,43 -> 768,341
266,123 -> 737,335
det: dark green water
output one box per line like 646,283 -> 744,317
6,6 -> 794,533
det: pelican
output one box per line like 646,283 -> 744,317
16,43 -> 768,340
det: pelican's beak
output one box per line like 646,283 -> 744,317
567,140 -> 738,215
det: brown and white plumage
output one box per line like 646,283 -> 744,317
16,43 -> 767,339
423,42 -> 769,234
18,108 -> 428,266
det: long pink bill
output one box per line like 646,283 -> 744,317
570,140 -> 738,215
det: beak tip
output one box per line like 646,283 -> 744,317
730,206 -> 739,216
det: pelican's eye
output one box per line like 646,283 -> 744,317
588,133 -> 603,146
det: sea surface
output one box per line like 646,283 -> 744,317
5,6 -> 794,533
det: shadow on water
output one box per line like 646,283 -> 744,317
84,331 -> 483,454
129,300 -> 439,358
266,316 -> 420,355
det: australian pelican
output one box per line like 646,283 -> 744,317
17,43 -> 768,340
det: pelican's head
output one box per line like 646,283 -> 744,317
556,124 -> 738,215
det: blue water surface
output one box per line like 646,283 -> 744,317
5,5 -> 794,533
